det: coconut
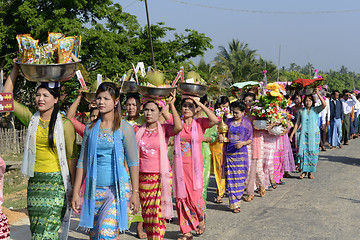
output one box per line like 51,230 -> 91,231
186,71 -> 201,82
89,81 -> 98,92
146,70 -> 164,87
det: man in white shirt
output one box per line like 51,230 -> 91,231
341,90 -> 360,145
318,89 -> 330,151
350,91 -> 360,139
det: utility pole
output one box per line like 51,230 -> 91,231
144,0 -> 157,70
277,45 -> 281,81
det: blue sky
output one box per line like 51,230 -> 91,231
120,0 -> 360,72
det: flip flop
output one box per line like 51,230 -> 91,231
278,179 -> 285,185
232,207 -> 241,213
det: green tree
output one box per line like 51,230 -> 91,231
212,39 -> 277,89
0,0 -> 212,107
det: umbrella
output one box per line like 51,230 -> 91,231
231,81 -> 260,89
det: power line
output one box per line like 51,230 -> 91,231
123,0 -> 138,9
168,0 -> 360,15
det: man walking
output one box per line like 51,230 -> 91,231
329,90 -> 343,149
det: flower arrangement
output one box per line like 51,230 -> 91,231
215,107 -> 232,121
251,84 -> 293,128
306,79 -> 323,89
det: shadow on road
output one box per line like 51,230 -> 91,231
337,196 -> 360,204
321,154 -> 360,166
9,224 -> 31,240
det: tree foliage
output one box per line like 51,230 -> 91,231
0,0 -> 213,106
212,39 -> 277,88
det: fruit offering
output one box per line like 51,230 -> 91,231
185,71 -> 206,85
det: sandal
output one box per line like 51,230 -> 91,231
136,223 -> 147,239
244,195 -> 254,202
177,234 -> 193,240
299,172 -> 306,179
278,179 -> 285,185
137,232 -> 147,239
196,222 -> 206,235
308,173 -> 315,179
233,207 -> 241,213
259,188 -> 266,197
284,172 -> 292,178
214,196 -> 223,203
270,181 -> 277,189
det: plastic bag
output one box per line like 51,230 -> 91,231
72,35 -> 81,58
20,36 -> 39,63
57,37 -> 75,63
48,32 -> 64,49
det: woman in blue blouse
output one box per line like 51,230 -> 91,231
72,82 -> 140,239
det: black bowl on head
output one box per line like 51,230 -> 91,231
119,81 -> 138,93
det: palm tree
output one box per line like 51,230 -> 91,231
213,39 -> 259,87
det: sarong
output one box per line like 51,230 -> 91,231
263,133 -> 277,187
27,171 -> 66,240
89,187 -> 118,240
202,142 -> 211,212
139,172 -> 172,240
226,152 -> 248,210
298,133 -> 320,172
246,142 -> 265,196
176,163 -> 205,234
0,212 -> 10,240
210,141 -> 226,197
273,136 -> 285,184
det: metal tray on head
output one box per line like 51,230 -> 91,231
119,81 -> 138,93
17,61 -> 80,82
138,85 -> 177,98
83,92 -> 96,102
178,83 -> 208,97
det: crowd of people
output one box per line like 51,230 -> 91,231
1,60 -> 359,240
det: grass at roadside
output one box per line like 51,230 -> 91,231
3,169 -> 27,209
2,152 -> 23,162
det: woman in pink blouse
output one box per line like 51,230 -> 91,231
173,96 -> 219,240
134,92 -> 182,240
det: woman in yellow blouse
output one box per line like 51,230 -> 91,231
5,61 -> 77,240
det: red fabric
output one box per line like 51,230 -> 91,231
70,117 -> 85,137
292,78 -> 324,87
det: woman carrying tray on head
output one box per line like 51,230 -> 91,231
288,93 -> 303,170
194,94 -> 218,213
124,93 -> 147,239
242,92 -> 266,202
5,60 -> 77,240
67,89 -> 99,137
72,82 -> 140,239
289,88 -> 326,179
134,91 -> 182,240
125,93 -> 145,126
173,95 -> 219,240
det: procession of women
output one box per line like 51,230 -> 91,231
2,54 -> 358,240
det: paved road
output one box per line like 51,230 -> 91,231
10,138 -> 360,240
